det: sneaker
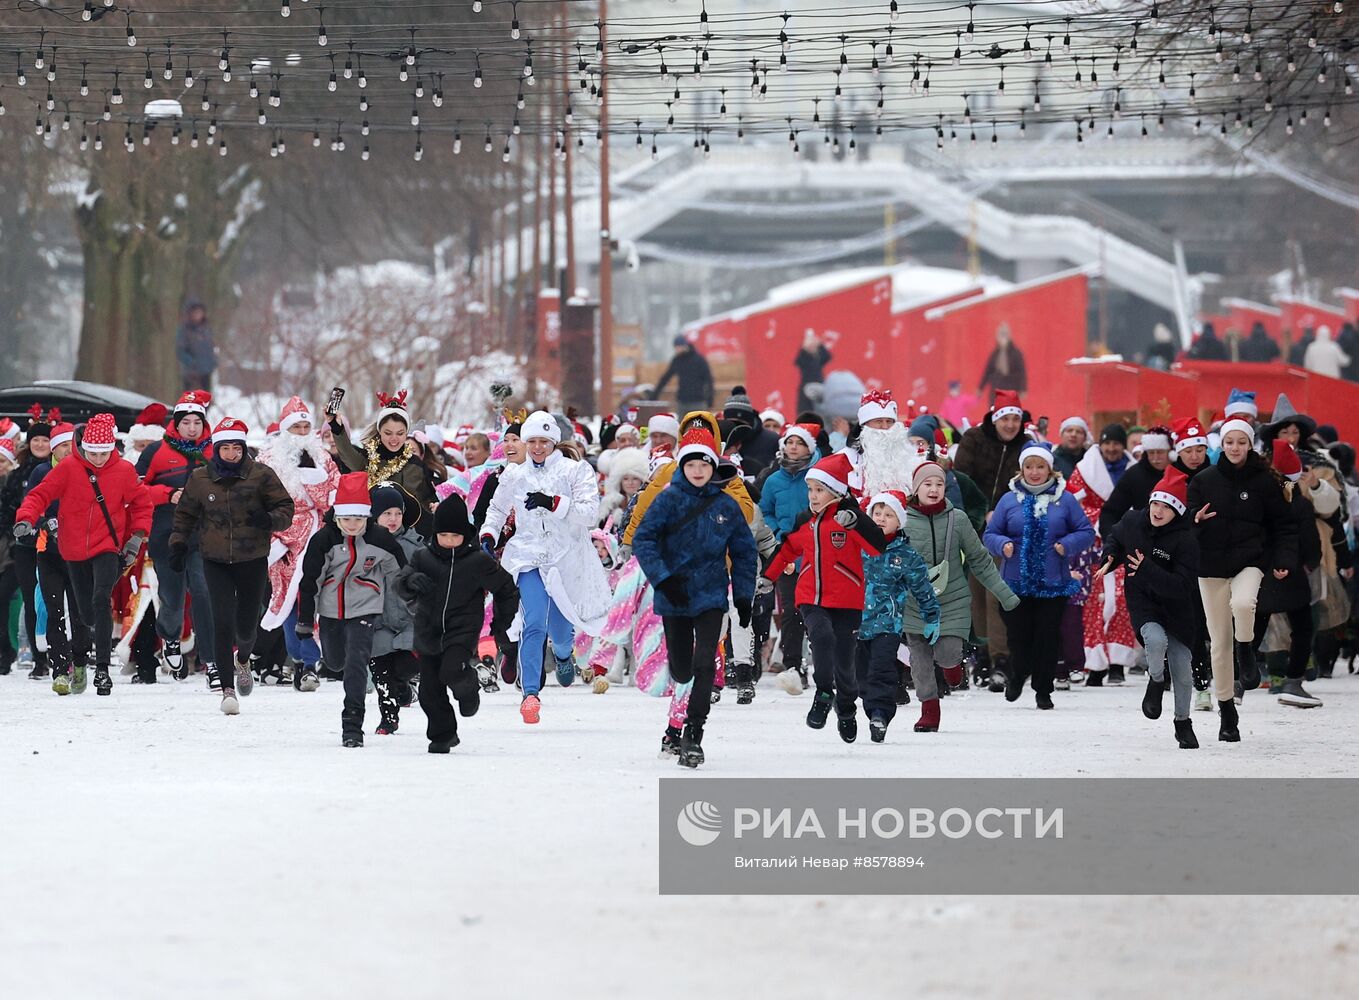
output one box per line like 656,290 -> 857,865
869,712 -> 888,743
296,667 -> 320,692
1054,674 -> 1070,691
428,735 -> 460,754
806,690 -> 833,730
51,669 -> 72,696
220,688 -> 240,715
342,734 -> 364,748
206,663 -> 222,691
234,657 -> 254,696
520,694 -> 541,725
477,658 -> 501,693
776,669 -> 804,695
554,653 -> 575,687
28,660 -> 50,681
71,663 -> 89,695
1277,678 -> 1323,709
591,674 -> 610,694
988,669 -> 1008,694
837,712 -> 858,744
93,666 -> 112,696
1193,689 -> 1213,712
173,655 -> 192,681
376,711 -> 399,735
659,725 -> 683,758
710,688 -> 722,704
163,639 -> 183,673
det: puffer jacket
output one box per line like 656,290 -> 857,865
983,475 -> 1095,598
0,454 -> 43,534
1255,484 -> 1321,616
396,536 -> 519,659
902,501 -> 1017,638
170,456 -> 295,564
763,496 -> 887,609
631,461 -> 758,618
329,422 -> 436,517
758,449 -> 821,541
296,519 -> 406,625
1103,507 -> 1201,646
370,526 -> 424,657
16,451 -> 152,562
1098,456 -> 1163,537
953,411 -> 1028,511
860,533 -> 940,640
1186,452 -> 1297,578
136,434 -> 213,557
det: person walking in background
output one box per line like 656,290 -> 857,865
1144,323 -> 1179,370
175,299 -> 217,393
1303,325 -> 1350,379
978,323 -> 1027,402
653,335 -> 714,415
1239,322 -> 1281,363
795,330 -> 832,414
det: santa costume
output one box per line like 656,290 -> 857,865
855,389 -> 917,498
1066,444 -> 1136,681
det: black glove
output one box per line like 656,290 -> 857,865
246,507 -> 274,530
524,491 -> 557,511
480,535 -> 497,556
735,597 -> 752,629
168,542 -> 188,573
43,516 -> 59,541
406,571 -> 434,596
294,619 -> 314,640
656,574 -> 689,606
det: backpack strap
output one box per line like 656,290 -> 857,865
87,471 -> 122,549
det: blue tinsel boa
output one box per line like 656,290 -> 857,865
1017,483 -> 1079,599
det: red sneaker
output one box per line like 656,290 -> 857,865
520,694 -> 541,725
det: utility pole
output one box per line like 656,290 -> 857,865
561,0 -> 576,299
598,0 -> 614,414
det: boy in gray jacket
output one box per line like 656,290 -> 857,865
296,473 -> 407,747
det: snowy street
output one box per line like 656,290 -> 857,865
3,672 -> 1357,999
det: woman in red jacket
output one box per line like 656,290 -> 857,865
762,452 -> 886,742
15,414 -> 153,696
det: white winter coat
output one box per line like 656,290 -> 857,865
1303,329 -> 1350,380
482,450 -> 611,635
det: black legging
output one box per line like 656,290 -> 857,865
67,553 -> 121,669
776,572 -> 806,674
202,557 -> 269,688
663,609 -> 726,732
11,545 -> 44,667
0,563 -> 18,661
1252,605 -> 1314,680
999,596 -> 1067,696
38,551 -> 86,671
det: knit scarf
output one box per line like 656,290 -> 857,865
779,453 -> 812,475
912,497 -> 948,516
211,454 -> 245,480
1014,475 -> 1077,599
164,432 -> 208,466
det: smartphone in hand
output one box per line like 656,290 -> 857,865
324,387 -> 346,417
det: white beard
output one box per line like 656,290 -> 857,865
257,432 -> 330,500
859,424 -> 922,497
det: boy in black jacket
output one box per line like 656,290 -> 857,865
396,495 -> 519,753
1098,466 -> 1201,749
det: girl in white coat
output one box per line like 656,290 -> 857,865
480,411 -> 612,724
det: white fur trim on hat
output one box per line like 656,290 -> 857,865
49,428 -> 74,450
1019,443 -> 1054,468
1059,416 -> 1091,437
869,491 -> 908,527
1219,418 -> 1256,445
522,410 -> 561,443
993,404 -> 1023,420
676,441 -> 719,468
1140,433 -> 1172,451
857,396 -> 898,426
806,467 -> 848,495
333,503 -> 372,517
1149,491 -> 1186,516
647,413 -> 680,440
780,425 -> 816,451
760,409 -> 785,425
278,407 -> 314,434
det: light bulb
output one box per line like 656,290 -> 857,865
362,145 -> 370,160
281,1 -> 290,16
473,1 -> 482,11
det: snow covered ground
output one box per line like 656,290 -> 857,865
3,670 -> 1357,999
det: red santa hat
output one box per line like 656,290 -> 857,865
990,389 -> 1024,421
211,416 -> 249,445
857,388 -> 898,426
647,412 -> 681,441
0,417 -> 20,441
806,452 -> 854,496
374,388 -> 411,427
1140,425 -> 1173,452
1149,465 -> 1190,516
1272,440 -> 1303,482
173,390 -> 211,417
82,412 -> 119,453
333,471 -> 373,517
760,408 -> 785,426
676,427 -> 720,469
277,396 -> 314,434
266,422 -> 281,437
0,436 -> 17,464
128,403 -> 169,444
780,423 -> 818,452
868,490 -> 910,527
1170,416 -> 1208,452
48,422 -> 76,450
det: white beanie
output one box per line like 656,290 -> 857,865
1219,418 -> 1255,445
760,409 -> 785,425
1059,416 -> 1091,438
522,410 -> 561,444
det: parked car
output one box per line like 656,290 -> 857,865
0,380 -> 163,430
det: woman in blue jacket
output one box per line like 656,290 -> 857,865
756,423 -> 820,687
984,442 -> 1094,709
634,428 -> 757,769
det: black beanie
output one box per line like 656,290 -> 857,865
433,494 -> 474,536
504,421 -> 523,438
1100,423 -> 1128,445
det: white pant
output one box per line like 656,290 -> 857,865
725,591 -> 755,667
1198,569 -> 1264,702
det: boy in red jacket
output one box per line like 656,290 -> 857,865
762,452 -> 886,742
15,414 -> 152,695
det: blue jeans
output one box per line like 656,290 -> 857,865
517,569 -> 574,697
1139,621 -> 1193,720
155,547 -> 215,663
283,602 -> 320,669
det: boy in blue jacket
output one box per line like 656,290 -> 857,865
858,491 -> 941,742
756,423 -> 820,688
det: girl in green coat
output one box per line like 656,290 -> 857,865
901,460 -> 1018,732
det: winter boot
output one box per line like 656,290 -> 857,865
1233,679 -> 1244,705
1085,669 -> 1105,687
806,690 -> 833,730
734,662 -> 756,705
1142,676 -> 1166,720
456,681 -> 481,718
477,656 -> 501,693
554,652 -> 576,687
206,662 -> 222,691
678,724 -> 705,768
894,664 -> 911,706
1054,671 -> 1070,691
375,705 -> 400,735
220,688 -> 240,715
914,698 -> 941,733
1234,641 -> 1260,690
776,669 -> 804,695
1035,691 -> 1054,710
970,647 -> 991,687
1004,672 -> 1024,703
659,725 -> 683,758
1277,678 -> 1323,708
295,664 -> 320,692
234,655 -> 254,696
51,667 -> 72,696
342,734 -> 364,748
591,673 -> 610,694
1107,663 -> 1126,686
837,711 -> 858,744
428,735 -> 460,754
1218,699 -> 1240,742
93,665 -> 112,696
988,655 -> 1009,693
869,711 -> 890,743
28,655 -> 50,681
0,646 -> 13,675
520,694 -> 541,725
71,663 -> 89,695
1174,718 -> 1199,749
